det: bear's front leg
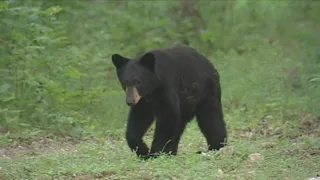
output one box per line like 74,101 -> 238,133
125,99 -> 155,158
150,92 -> 181,157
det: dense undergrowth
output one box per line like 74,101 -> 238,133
0,0 -> 319,179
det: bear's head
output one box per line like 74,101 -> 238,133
111,52 -> 160,106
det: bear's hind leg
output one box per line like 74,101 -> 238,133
126,99 -> 154,158
195,98 -> 227,151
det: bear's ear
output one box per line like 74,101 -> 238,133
112,54 -> 129,69
140,52 -> 155,72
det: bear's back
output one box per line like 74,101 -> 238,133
150,44 -> 218,82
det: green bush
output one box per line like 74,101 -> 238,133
1,1 -> 94,133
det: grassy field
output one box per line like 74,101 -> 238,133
1,1 -> 320,179
1,112 -> 319,179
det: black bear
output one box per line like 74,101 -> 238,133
111,45 -> 227,159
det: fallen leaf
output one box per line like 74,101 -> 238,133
218,169 -> 224,175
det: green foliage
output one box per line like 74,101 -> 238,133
1,0 -> 319,136
0,0 -> 107,133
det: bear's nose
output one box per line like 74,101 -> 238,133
126,101 -> 135,106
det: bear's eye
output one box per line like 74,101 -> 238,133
136,80 -> 141,86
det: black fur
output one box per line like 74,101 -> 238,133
111,45 -> 227,159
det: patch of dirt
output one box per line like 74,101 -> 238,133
245,153 -> 264,167
300,113 -> 320,137
233,113 -> 320,139
0,127 -> 9,134
0,135 -> 99,159
61,171 -> 116,180
280,148 -> 320,159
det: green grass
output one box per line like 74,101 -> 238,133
1,121 -> 319,179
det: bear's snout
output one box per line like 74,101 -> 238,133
126,86 -> 141,106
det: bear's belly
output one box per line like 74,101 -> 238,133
179,96 -> 199,121
179,89 -> 201,116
